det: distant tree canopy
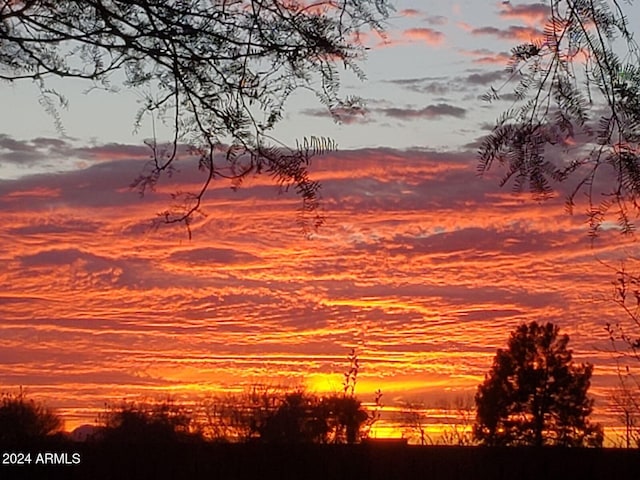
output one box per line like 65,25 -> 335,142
0,0 -> 392,229
0,390 -> 63,442
479,0 -> 640,235
474,322 -> 603,447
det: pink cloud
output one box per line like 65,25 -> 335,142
459,48 -> 511,65
367,28 -> 445,49
499,2 -> 549,26
457,21 -> 473,32
403,28 -> 445,46
400,8 -> 421,17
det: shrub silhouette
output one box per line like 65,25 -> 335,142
321,394 -> 369,444
255,391 -> 329,443
100,399 -> 202,444
0,390 -> 62,442
201,385 -> 371,444
474,322 -> 603,447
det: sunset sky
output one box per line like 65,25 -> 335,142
1,0 -> 640,439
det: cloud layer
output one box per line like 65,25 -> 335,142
0,139 -> 631,432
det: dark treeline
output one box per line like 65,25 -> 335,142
99,386 -> 377,445
0,385 -> 378,445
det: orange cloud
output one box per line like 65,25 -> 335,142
5,187 -> 61,199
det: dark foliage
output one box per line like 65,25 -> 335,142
99,399 -> 202,443
474,321 -> 603,447
321,394 -> 370,444
201,385 -> 370,444
0,0 -> 391,231
247,388 -> 370,444
0,389 -> 63,442
479,0 -> 640,235
253,390 -> 330,443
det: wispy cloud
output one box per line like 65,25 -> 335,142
300,107 -> 371,125
375,104 -> 466,120
459,48 -> 512,65
402,27 -> 446,46
463,70 -> 506,85
399,8 -> 422,17
399,8 -> 447,25
0,135 -> 154,166
471,25 -> 544,42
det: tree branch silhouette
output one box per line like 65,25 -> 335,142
479,0 -> 640,236
1,0 -> 391,231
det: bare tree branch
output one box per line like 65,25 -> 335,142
1,0 -> 391,232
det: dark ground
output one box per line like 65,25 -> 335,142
1,440 -> 639,480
